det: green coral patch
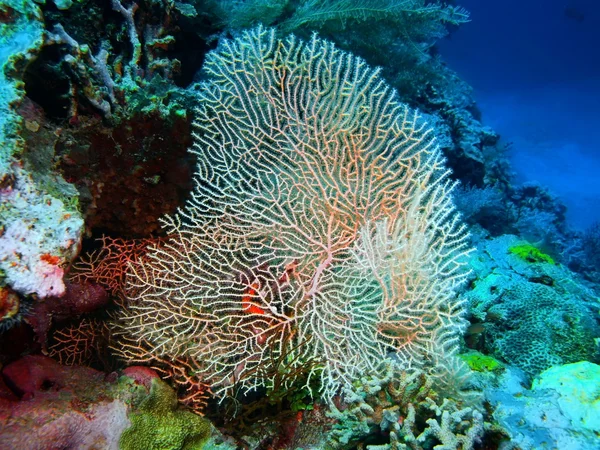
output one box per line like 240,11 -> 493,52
509,243 -> 555,265
460,351 -> 503,373
120,378 -> 210,450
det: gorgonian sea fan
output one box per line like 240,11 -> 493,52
112,26 -> 472,400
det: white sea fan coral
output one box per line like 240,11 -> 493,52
112,26 -> 472,400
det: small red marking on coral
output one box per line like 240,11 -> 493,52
242,282 -> 266,315
40,254 -> 61,265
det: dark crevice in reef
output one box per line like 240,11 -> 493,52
23,45 -> 72,120
171,29 -> 213,87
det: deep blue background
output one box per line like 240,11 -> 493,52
439,0 -> 600,230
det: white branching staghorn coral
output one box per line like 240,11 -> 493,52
112,26 -> 472,401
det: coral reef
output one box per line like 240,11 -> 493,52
0,0 -> 83,300
0,355 -> 221,450
111,26 -> 472,403
54,112 -> 194,237
487,363 -> 600,450
459,351 -> 504,374
465,235 -> 600,379
453,180 -> 575,257
571,221 -> 600,283
119,377 -> 211,450
48,317 -> 110,367
327,367 -> 486,450
1,0 -> 598,448
71,235 -> 162,295
0,285 -> 21,332
40,0 -> 187,121
452,184 -> 509,236
0,164 -> 83,298
532,362 -> 600,436
0,1 -> 44,169
197,0 -> 505,189
25,279 -> 109,350
508,243 -> 555,265
0,355 -> 129,450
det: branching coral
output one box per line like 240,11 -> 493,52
49,318 -> 108,367
327,366 -> 484,450
71,236 -> 161,297
401,398 -> 484,450
111,26 -> 472,403
44,0 -> 184,120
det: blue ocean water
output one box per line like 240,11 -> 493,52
439,0 -> 600,230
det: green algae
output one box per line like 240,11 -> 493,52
120,378 -> 211,450
460,351 -> 504,373
509,243 -> 555,265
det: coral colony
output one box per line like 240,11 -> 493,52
112,27 -> 473,404
0,1 -> 598,449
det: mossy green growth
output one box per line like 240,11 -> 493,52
119,378 -> 211,450
509,243 -> 555,265
460,352 -> 503,373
